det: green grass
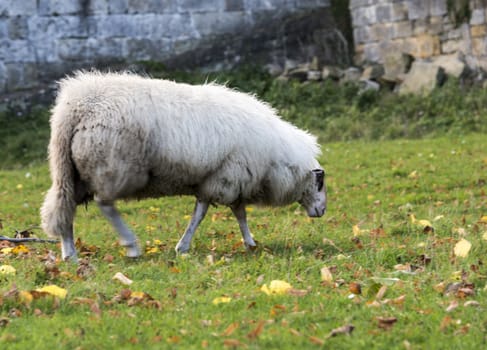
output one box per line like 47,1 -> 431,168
1,134 -> 486,349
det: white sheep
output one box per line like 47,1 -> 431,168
40,71 -> 327,261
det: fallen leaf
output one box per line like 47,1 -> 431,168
18,291 -> 33,306
445,300 -> 459,312
349,282 -> 362,295
12,245 -> 29,255
213,296 -> 232,305
464,300 -> 480,307
0,265 -> 16,275
482,231 -> 487,241
309,336 -> 325,345
327,324 -> 354,338
223,339 -> 245,348
112,272 -> 133,285
376,316 -> 397,330
221,322 -> 239,337
480,216 -> 487,224
260,280 -> 292,295
375,285 -> 388,301
35,285 -> 67,299
247,320 -> 265,340
320,266 -> 333,283
454,239 -> 472,258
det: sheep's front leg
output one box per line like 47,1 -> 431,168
61,224 -> 77,262
97,200 -> 141,258
175,199 -> 209,254
231,203 -> 257,250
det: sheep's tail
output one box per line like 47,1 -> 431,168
40,102 -> 81,238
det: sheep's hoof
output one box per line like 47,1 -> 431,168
125,244 -> 141,258
175,243 -> 190,255
245,242 -> 258,252
62,254 -> 79,264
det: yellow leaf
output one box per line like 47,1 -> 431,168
183,215 -> 192,220
36,285 -> 68,299
454,239 -> 472,258
146,246 -> 159,254
260,280 -> 293,295
212,296 -> 232,305
352,225 -> 366,237
19,291 -> 33,305
408,170 -> 419,179
482,231 -> 487,241
0,265 -> 16,275
245,207 -> 254,213
12,245 -> 29,255
480,216 -> 487,223
320,266 -> 333,283
131,291 -> 146,299
1,247 -> 13,254
16,184 -> 23,190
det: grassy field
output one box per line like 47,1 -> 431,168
1,67 -> 487,348
1,131 -> 486,349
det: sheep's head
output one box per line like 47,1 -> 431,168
299,169 -> 326,218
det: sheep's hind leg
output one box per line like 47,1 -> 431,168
175,199 -> 209,254
231,203 -> 257,250
61,225 -> 77,262
97,200 -> 141,258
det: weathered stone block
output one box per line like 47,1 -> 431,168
362,42 -> 381,63
127,0 -> 177,14
178,0 -> 227,12
441,39 -> 466,54
399,61 -> 445,95
0,0 -> 36,16
472,37 -> 487,56
392,20 -> 413,39
108,0 -> 130,14
372,23 -> 394,41
351,6 -> 377,27
57,38 -> 90,61
470,8 -> 485,26
354,26 -> 374,44
8,17 -> 29,40
382,49 -> 413,82
192,11 -> 248,37
428,16 -> 444,35
471,24 -> 487,37
38,0 -> 87,16
0,20 -> 8,39
376,4 -> 392,23
429,0 -> 447,17
409,34 -> 441,58
361,63 -> 384,80
391,2 -> 408,22
126,38 -> 173,60
0,39 -> 35,62
226,0 -> 244,11
407,0 -> 429,20
433,53 -> 468,78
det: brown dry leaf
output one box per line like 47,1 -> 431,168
309,336 -> 325,345
445,300 -> 459,312
112,272 -> 133,285
287,288 -> 309,297
289,328 -> 302,337
349,282 -> 362,295
376,285 -> 388,301
221,322 -> 239,337
440,315 -> 453,331
223,339 -> 246,348
247,320 -> 265,340
327,324 -> 355,338
377,316 -> 398,330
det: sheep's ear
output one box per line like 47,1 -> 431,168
311,169 -> 324,191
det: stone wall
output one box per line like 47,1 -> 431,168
0,0 -> 333,94
350,0 -> 487,72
